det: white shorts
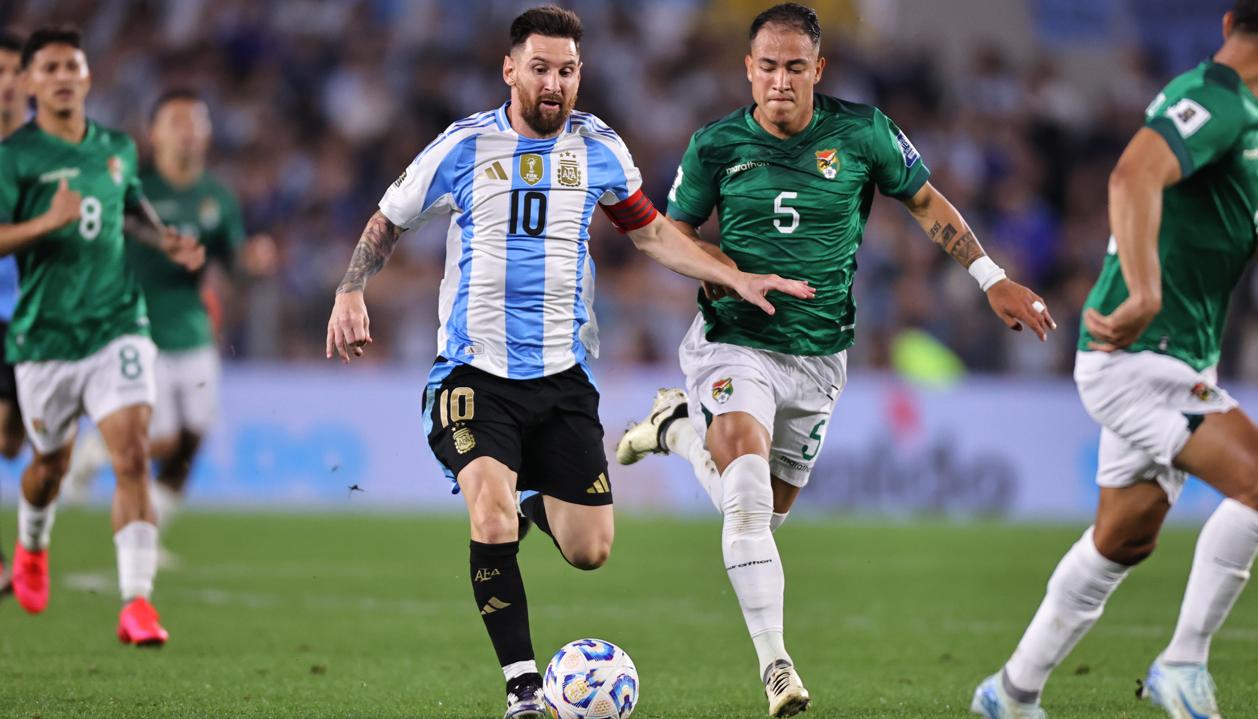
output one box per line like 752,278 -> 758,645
679,314 -> 847,487
1075,350 -> 1238,504
151,345 -> 221,440
15,335 -> 158,454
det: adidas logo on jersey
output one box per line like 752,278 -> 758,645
586,473 -> 610,495
484,161 -> 508,181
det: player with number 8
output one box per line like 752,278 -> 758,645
0,26 -> 202,643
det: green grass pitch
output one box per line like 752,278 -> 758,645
1,509 -> 1255,718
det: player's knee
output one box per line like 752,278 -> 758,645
565,540 -> 611,571
1229,453 -> 1258,512
469,502 -> 519,544
1093,528 -> 1157,566
109,439 -> 151,482
721,456 -> 773,533
31,451 -> 71,484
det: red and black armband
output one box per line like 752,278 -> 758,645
600,189 -> 658,233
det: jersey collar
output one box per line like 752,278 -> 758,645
743,100 -> 820,149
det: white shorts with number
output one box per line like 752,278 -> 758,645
151,345 -> 221,440
679,313 -> 847,487
15,334 -> 157,454
1075,350 -> 1238,504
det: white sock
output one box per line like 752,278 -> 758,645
18,496 -> 56,550
721,454 -> 789,677
114,521 -> 159,601
1003,527 -> 1130,699
502,659 -> 538,682
151,482 -> 182,529
666,418 -> 723,511
770,511 -> 789,533
1162,499 -> 1258,665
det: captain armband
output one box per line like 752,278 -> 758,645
600,189 -> 658,233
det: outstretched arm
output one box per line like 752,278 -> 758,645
626,214 -> 814,315
1082,127 -> 1181,351
900,182 -> 1056,340
326,211 -> 404,362
125,196 -> 206,271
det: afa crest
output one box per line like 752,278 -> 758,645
519,153 -> 544,186
557,151 -> 582,187
815,148 -> 839,179
711,377 -> 734,404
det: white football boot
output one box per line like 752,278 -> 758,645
970,673 -> 1046,719
763,659 -> 811,717
1139,657 -> 1222,719
615,388 -> 687,465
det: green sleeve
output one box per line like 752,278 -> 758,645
123,139 -> 145,211
868,110 -> 931,199
0,147 -> 16,223
665,132 -> 718,227
210,186 -> 246,266
1145,83 -> 1244,179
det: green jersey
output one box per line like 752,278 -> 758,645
129,167 -> 244,350
0,120 -> 149,363
1080,61 -> 1258,371
667,94 -> 930,356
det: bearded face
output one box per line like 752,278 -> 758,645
504,34 -> 581,138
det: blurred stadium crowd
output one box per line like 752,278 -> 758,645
3,0 -> 1256,379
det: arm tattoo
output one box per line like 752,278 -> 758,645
932,223 -> 985,267
337,211 -> 403,294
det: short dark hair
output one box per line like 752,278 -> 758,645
150,87 -> 205,124
1233,0 -> 1258,34
749,3 -> 821,49
509,5 -> 582,50
21,25 -> 81,69
0,30 -> 22,55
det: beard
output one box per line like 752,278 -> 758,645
519,90 -> 575,136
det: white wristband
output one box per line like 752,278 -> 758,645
968,256 -> 1007,292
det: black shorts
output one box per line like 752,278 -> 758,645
0,322 -> 16,404
424,358 -> 612,506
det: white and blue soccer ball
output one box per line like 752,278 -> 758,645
542,638 -> 638,719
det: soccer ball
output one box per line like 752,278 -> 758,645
542,638 -> 638,719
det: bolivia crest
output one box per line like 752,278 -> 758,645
815,148 -> 838,179
712,377 -> 734,404
108,155 -> 124,185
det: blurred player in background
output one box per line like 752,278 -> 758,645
616,4 -> 1054,716
61,89 -> 276,565
0,29 -> 26,598
972,3 -> 1258,718
0,27 -> 203,644
325,6 -> 812,717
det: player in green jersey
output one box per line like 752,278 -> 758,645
974,4 -> 1258,719
61,89 -> 274,561
616,5 -> 1054,716
0,29 -> 25,600
0,27 -> 202,644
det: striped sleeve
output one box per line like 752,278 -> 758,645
378,121 -> 481,229
578,115 -> 643,206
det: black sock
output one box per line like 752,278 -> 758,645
470,540 -> 533,667
519,494 -> 554,539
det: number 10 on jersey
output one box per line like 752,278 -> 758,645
509,189 -> 547,237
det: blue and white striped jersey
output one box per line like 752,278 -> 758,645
379,102 -> 648,380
